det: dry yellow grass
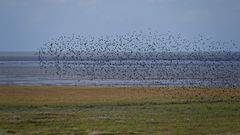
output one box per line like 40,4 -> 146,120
0,86 -> 239,105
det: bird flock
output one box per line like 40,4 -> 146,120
38,31 -> 240,87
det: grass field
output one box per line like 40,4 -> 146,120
0,86 -> 240,135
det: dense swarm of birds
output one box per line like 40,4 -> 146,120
38,31 -> 240,87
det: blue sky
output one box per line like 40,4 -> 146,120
0,0 -> 240,51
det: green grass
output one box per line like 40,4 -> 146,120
0,86 -> 240,135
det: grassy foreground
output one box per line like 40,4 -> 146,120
0,86 -> 240,135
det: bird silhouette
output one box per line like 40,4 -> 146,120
38,30 -> 240,87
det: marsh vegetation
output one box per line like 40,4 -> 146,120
0,86 -> 239,134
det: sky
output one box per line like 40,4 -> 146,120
0,0 -> 240,51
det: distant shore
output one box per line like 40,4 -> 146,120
1,51 -> 240,61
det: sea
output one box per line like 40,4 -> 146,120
0,59 -> 240,86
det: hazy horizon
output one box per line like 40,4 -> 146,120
0,0 -> 240,51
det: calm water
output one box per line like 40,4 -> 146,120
0,60 -> 240,86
